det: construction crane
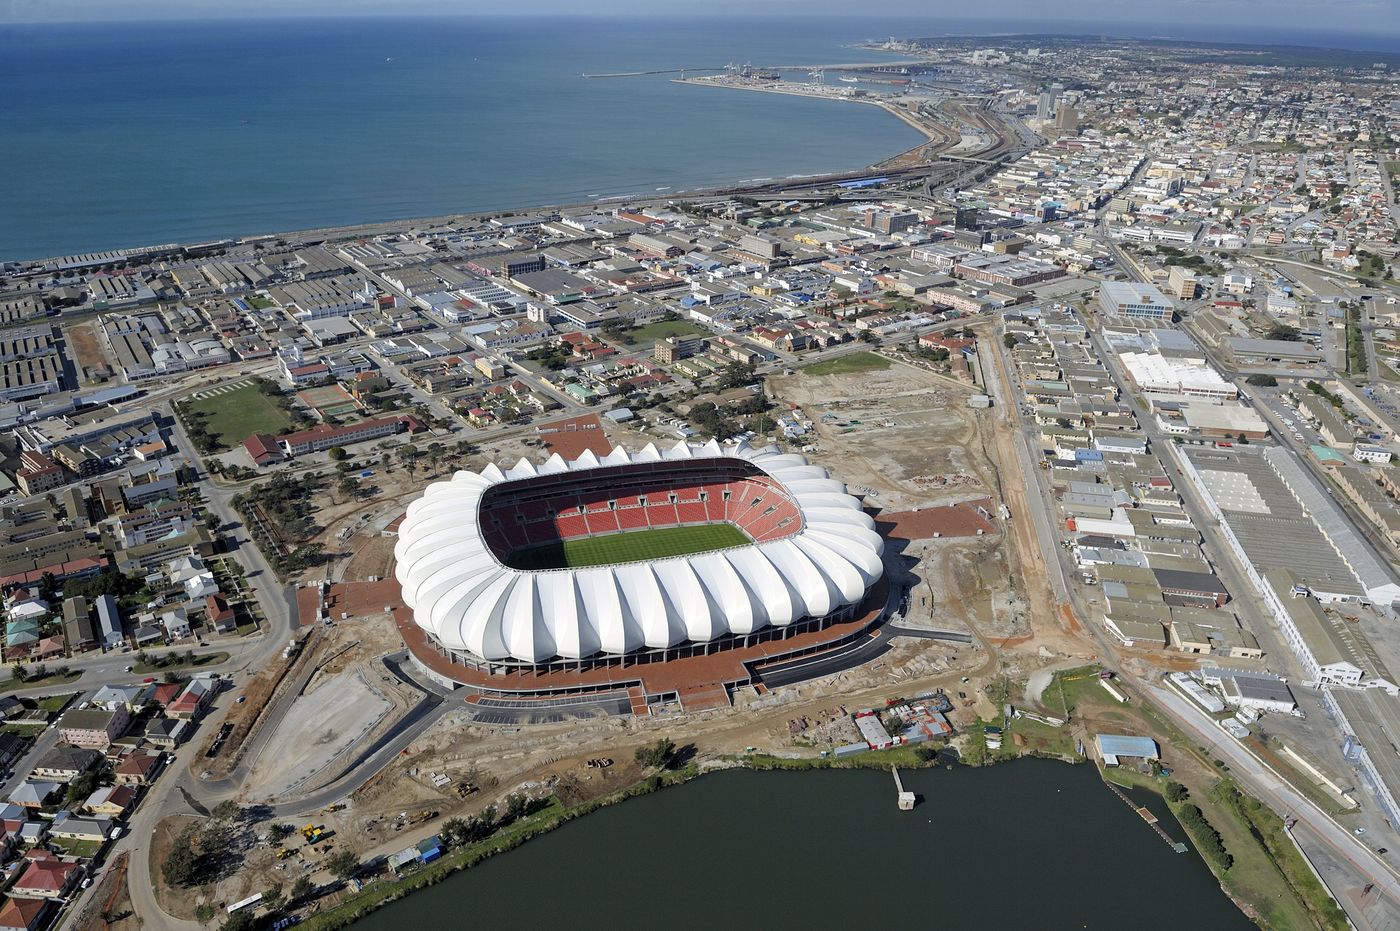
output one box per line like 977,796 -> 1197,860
808,67 -> 825,86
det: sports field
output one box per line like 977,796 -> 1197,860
181,380 -> 292,450
506,523 -> 750,570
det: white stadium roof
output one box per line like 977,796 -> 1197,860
394,440 -> 884,664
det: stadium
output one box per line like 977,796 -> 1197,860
393,440 -> 889,706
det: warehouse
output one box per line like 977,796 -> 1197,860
1225,336 -> 1323,366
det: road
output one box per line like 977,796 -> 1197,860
986,306 -> 1400,926
1152,685 -> 1400,930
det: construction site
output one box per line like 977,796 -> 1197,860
135,341 -> 1141,922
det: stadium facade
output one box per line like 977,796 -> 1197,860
394,440 -> 885,676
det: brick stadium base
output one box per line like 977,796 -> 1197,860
301,575 -> 888,714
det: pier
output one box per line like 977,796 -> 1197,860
1105,780 -> 1188,853
892,766 -> 916,810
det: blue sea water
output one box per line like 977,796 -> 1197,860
0,15 -> 1394,260
0,17 -> 930,260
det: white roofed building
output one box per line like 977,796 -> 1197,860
394,441 -> 885,670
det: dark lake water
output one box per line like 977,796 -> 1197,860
351,759 -> 1252,930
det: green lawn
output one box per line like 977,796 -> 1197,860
628,319 -> 708,344
36,694 -> 76,713
181,383 -> 291,450
1,723 -> 46,737
803,351 -> 892,376
132,651 -> 229,675
0,672 -> 83,695
50,837 -> 103,859
506,524 -> 749,570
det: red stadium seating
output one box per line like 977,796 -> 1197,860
478,459 -> 804,558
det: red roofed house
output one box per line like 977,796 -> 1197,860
205,594 -> 237,633
114,751 -> 164,787
167,679 -> 213,720
10,852 -> 80,899
0,896 -> 52,930
243,434 -> 286,467
30,638 -> 64,661
150,682 -> 183,708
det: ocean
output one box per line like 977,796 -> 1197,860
0,17 -> 928,260
0,15 -> 1395,260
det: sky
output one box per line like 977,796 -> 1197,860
0,0 -> 1394,39
0,0 -> 1395,34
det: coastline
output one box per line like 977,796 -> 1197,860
671,76 -> 960,172
5,90 -> 934,266
7,123 -> 927,268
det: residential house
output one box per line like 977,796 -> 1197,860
56,707 -> 129,750
9,852 -> 82,899
159,607 -> 192,642
30,746 -> 102,783
47,811 -> 111,843
0,895 -> 52,930
114,752 -> 163,787
7,783 -> 59,811
205,594 -> 236,633
83,784 -> 137,818
142,718 -> 188,750
167,679 -> 214,720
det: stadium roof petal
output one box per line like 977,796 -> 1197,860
394,441 -> 884,663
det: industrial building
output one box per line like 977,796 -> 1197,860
1098,281 -> 1175,322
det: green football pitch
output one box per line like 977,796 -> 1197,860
505,523 -> 750,570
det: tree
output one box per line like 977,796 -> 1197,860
161,825 -> 202,886
261,883 -> 285,911
338,476 -> 361,501
289,876 -> 316,903
440,817 -> 469,848
65,769 -> 99,808
325,850 -> 359,880
1245,374 -> 1278,387
1003,333 -> 1018,349
503,792 -> 529,823
327,447 -> 348,461
268,823 -> 295,843
1164,781 -> 1189,803
218,911 -> 257,931
210,799 -> 241,823
634,739 -> 675,770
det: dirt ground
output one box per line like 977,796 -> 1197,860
229,346 -> 1093,869
64,321 -> 111,383
72,851 -> 133,931
767,359 -> 996,512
